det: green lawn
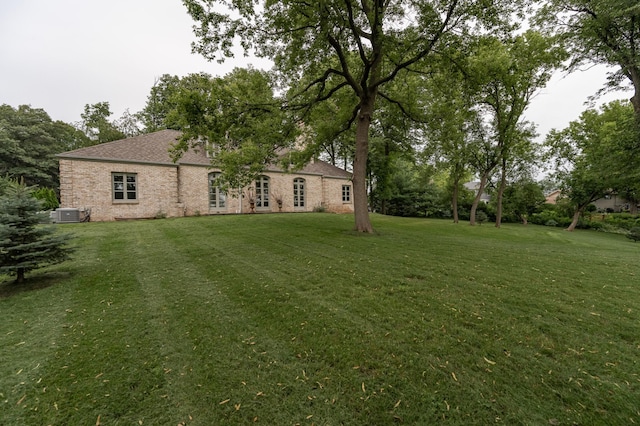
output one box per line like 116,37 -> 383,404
1,213 -> 639,425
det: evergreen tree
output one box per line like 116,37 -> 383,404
0,182 -> 74,284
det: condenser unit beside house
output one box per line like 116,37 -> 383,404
55,208 -> 81,223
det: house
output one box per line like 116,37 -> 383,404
57,130 -> 354,221
544,189 -> 562,205
463,181 -> 491,203
544,189 -> 637,213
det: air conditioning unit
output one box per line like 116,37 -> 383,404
55,208 -> 81,223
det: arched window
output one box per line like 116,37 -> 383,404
209,172 -> 226,209
255,175 -> 270,208
293,178 -> 305,208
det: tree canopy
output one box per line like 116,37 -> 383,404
0,104 -> 87,190
537,0 -> 640,118
78,102 -> 127,144
545,100 -> 638,230
169,68 -> 294,190
182,0 -> 527,232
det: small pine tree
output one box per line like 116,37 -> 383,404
475,210 -> 488,225
0,183 -> 74,284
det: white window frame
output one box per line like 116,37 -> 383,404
293,178 -> 305,208
255,175 -> 270,209
208,172 -> 226,210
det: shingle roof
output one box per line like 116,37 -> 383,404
56,129 -> 209,166
57,129 -> 352,179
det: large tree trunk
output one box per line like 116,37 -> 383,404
629,66 -> 640,120
495,162 -> 507,228
452,181 -> 459,223
352,99 -> 374,233
469,174 -> 488,226
566,209 -> 582,231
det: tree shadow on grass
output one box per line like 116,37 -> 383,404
0,272 -> 71,299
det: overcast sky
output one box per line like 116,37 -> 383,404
0,0 -> 632,139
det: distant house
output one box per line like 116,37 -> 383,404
544,189 -> 562,205
544,189 -> 637,213
56,130 -> 354,221
592,193 -> 637,213
463,181 -> 491,203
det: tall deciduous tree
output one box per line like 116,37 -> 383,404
78,102 -> 126,144
464,31 -> 564,226
421,50 -> 477,223
536,0 -> 640,118
182,0 -> 524,232
499,179 -> 546,224
0,104 -> 87,190
545,100 -> 638,230
139,73 -> 215,132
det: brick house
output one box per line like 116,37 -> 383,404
57,130 -> 354,221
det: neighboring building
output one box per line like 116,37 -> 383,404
544,189 -> 562,205
57,130 -> 354,222
592,193 -> 637,213
544,189 -> 637,213
463,181 -> 491,203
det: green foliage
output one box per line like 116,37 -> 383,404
545,100 -> 640,229
182,0 -> 530,232
370,158 -> 450,218
170,68 -> 296,190
0,104 -> 86,189
627,226 -> 640,242
499,179 -> 546,223
32,187 -> 59,210
475,210 -> 489,224
0,183 -> 74,283
139,73 -> 216,132
78,102 -> 126,144
530,205 -> 573,228
535,0 -> 640,117
602,213 -> 640,230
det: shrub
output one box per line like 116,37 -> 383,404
32,187 -> 59,210
603,213 -> 640,231
530,209 -> 571,227
627,227 -> 640,242
476,210 -> 488,225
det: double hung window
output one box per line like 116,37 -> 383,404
342,185 -> 351,203
113,173 -> 137,202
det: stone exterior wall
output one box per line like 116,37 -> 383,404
323,177 -> 354,213
59,159 -> 184,222
59,159 -> 354,221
